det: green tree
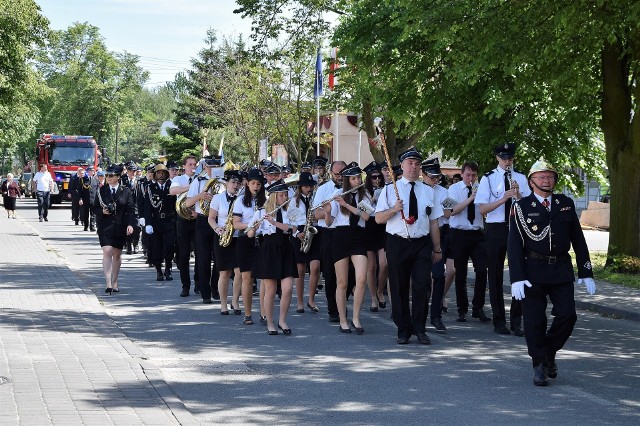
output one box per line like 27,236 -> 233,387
0,0 -> 50,174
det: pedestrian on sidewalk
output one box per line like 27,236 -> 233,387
508,159 -> 597,387
1,173 -> 23,218
94,164 -> 136,294
33,163 -> 54,222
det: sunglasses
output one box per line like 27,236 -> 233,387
371,175 -> 382,180
106,173 -> 118,177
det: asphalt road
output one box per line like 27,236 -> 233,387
12,199 -> 640,424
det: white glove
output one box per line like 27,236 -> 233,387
577,278 -> 596,295
145,225 -> 154,235
511,280 -> 532,300
138,217 -> 145,227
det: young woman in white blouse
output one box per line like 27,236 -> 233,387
247,180 -> 298,335
323,163 -> 371,334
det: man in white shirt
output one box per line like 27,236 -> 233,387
447,161 -> 490,324
375,148 -> 442,345
33,164 -> 54,222
476,143 -> 531,336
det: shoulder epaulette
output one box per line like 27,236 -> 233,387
484,170 -> 495,177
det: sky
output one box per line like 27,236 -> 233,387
36,0 -> 255,87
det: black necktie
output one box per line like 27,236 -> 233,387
226,194 -> 236,213
467,186 -> 475,224
301,195 -> 310,214
188,176 -> 193,185
349,195 -> 359,228
504,172 -> 512,223
409,182 -> 418,220
112,188 -> 116,197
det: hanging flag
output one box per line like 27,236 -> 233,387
314,48 -> 323,99
218,134 -> 225,163
329,47 -> 338,90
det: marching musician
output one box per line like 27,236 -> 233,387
232,168 -> 267,325
508,160 -> 595,386
375,148 -> 443,345
78,167 -> 93,231
143,164 -> 177,282
447,161 -> 491,324
68,167 -> 84,225
137,164 -> 155,262
476,143 -> 530,336
312,156 -> 328,184
209,170 -> 242,315
121,162 -> 139,254
247,180 -> 298,335
324,162 -> 372,334
170,155 -> 199,297
363,161 -> 388,312
421,158 -> 451,333
313,159 -> 345,323
185,156 -> 222,304
288,171 -> 321,313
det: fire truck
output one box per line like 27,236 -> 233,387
35,134 -> 104,204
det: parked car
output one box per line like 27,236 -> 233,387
21,172 -> 33,198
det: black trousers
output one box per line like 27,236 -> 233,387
486,223 -> 522,328
71,197 -> 80,222
177,217 -> 199,291
319,228 -> 338,316
386,234 -> 433,339
522,281 -> 577,366
79,199 -> 90,228
148,219 -> 177,269
450,229 -> 487,315
195,215 -> 218,300
430,225 -> 448,320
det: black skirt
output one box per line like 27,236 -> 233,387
291,228 -> 322,263
236,234 -> 259,273
364,217 -> 386,251
332,226 -> 368,263
98,233 -> 126,250
252,233 -> 298,280
3,196 -> 16,210
213,234 -> 238,271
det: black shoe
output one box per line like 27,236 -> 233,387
212,291 -> 220,301
339,326 -> 352,334
494,326 -> 511,335
44,217 -> 48,222
105,288 -> 113,295
472,309 -> 491,323
194,287 -> 201,295
84,227 -> 88,231
90,227 -> 96,232
278,324 -> 292,335
329,314 -> 340,323
180,290 -> 189,297
456,313 -> 467,322
533,365 -> 549,386
220,310 -> 230,315
396,337 -> 410,345
243,316 -> 253,325
126,246 -> 132,255
260,315 -> 267,324
369,306 -> 379,312
164,271 -> 173,281
75,221 -> 79,225
296,308 -> 305,313
377,295 -> 386,309
268,329 -> 278,335
441,306 -> 448,313
416,332 -> 431,345
39,218 -> 43,222
350,321 -> 365,335
547,361 -> 558,379
511,326 -> 525,337
202,298 -> 213,304
156,271 -> 165,281
431,318 -> 447,333
317,283 -> 324,290
307,303 -> 320,313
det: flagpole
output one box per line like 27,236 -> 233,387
316,97 -> 320,156
335,109 -> 339,160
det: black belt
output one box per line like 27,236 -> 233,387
485,222 -> 508,227
387,232 -> 428,241
156,213 -> 175,219
526,250 -> 570,265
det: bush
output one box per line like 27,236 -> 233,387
606,255 -> 640,274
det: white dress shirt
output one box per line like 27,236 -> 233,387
476,166 -> 531,223
328,189 -> 370,228
34,171 -> 54,192
427,183 -> 450,227
170,173 -> 195,190
375,177 -> 443,238
210,192 -> 239,236
314,180 -> 340,228
233,198 -> 258,224
447,181 -> 484,230
186,174 -> 210,215
287,196 -> 311,227
250,207 -> 294,236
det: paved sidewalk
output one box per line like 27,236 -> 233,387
0,218 -> 198,425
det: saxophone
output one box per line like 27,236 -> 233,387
218,197 -> 238,247
300,188 -> 318,253
200,178 -> 225,216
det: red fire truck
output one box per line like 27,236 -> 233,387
35,134 -> 103,204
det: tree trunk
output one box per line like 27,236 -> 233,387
601,39 -> 640,259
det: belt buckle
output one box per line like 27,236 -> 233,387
548,255 -> 557,264
160,213 -> 166,219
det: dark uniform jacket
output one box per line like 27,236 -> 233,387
89,177 -> 100,205
143,180 -> 176,232
79,176 -> 92,203
508,193 -> 593,284
136,177 -> 149,222
92,185 -> 136,237
68,175 -> 82,200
